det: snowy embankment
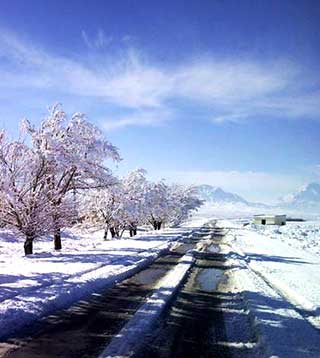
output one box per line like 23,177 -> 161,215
226,220 -> 320,330
99,252 -> 195,358
0,223 -> 203,340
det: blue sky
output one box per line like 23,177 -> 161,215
0,0 -> 319,203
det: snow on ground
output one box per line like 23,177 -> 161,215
199,201 -> 320,221
195,201 -> 300,220
206,211 -> 320,357
226,220 -> 320,329
2,199 -> 320,355
189,205 -> 320,329
194,202 -> 259,219
0,222 -> 200,340
231,255 -> 320,358
248,221 -> 320,256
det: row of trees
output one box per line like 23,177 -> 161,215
84,169 -> 202,239
0,105 -> 202,255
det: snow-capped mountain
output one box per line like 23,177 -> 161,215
195,185 -> 249,204
280,183 -> 320,210
195,185 -> 271,210
195,183 -> 320,216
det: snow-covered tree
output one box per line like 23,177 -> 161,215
0,105 -> 120,254
143,181 -> 203,229
83,172 -> 203,239
144,180 -> 172,230
168,185 -> 203,226
0,132 -> 53,254
83,182 -> 126,239
22,104 -> 120,250
84,169 -> 148,239
122,168 -> 148,236
0,104 -> 202,254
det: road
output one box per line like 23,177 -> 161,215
0,228 -> 207,358
2,223 -> 320,358
133,234 -> 260,358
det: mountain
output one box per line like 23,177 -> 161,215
195,185 -> 271,210
280,183 -> 320,211
195,185 -> 249,204
195,183 -> 320,216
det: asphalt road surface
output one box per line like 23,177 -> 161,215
133,249 -> 260,358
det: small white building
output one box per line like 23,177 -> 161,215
253,214 -> 286,226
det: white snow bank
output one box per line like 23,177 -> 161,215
248,221 -> 320,256
233,260 -> 320,358
227,224 -> 320,329
0,225 -> 197,340
99,253 -> 195,358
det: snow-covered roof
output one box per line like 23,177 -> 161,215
254,214 -> 286,219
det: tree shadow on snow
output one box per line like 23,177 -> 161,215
228,251 -> 314,265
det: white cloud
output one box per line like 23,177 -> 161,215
102,107 -> 173,131
174,60 -> 291,102
81,29 -> 112,49
211,112 -> 249,124
0,30 -> 319,130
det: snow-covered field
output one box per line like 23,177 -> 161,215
225,218 -> 320,329
0,222 -> 204,340
1,201 -> 320,357
248,221 -> 320,256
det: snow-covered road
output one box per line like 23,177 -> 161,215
0,223 -> 214,358
0,225 -> 205,341
1,214 -> 320,358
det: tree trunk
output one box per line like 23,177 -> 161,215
129,229 -> 134,237
103,228 -> 108,240
153,221 -> 157,230
54,228 -> 62,250
157,222 -> 162,230
115,228 -> 120,237
133,228 -> 137,236
24,235 -> 34,255
110,227 -> 116,238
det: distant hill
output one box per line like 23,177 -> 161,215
280,183 -> 320,211
195,185 -> 249,204
194,183 -> 320,217
195,184 -> 270,209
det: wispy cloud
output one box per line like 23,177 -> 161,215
0,30 -> 319,130
102,107 -> 173,130
81,29 -> 112,49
